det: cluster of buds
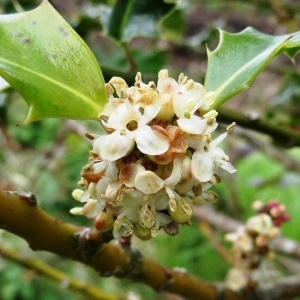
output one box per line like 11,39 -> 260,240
225,200 -> 289,291
71,70 -> 236,240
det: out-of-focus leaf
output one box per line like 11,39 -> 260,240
159,7 -> 185,41
106,0 -> 175,41
205,27 -> 300,109
131,48 -> 167,74
0,1 -> 107,125
88,33 -> 129,72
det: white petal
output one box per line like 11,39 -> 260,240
135,91 -> 160,124
211,132 -> 228,147
82,200 -> 105,219
172,92 -> 186,117
157,77 -> 178,94
96,177 -> 110,195
119,163 -> 145,188
109,77 -> 128,96
106,102 -> 138,129
157,212 -> 172,226
93,161 -> 109,173
177,115 -> 206,134
93,131 -> 134,161
134,171 -> 164,194
164,158 -> 183,186
105,180 -> 124,203
191,151 -> 214,182
215,159 -> 236,173
106,161 -> 118,180
135,125 -> 169,155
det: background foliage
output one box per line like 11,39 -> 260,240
1,0 -> 300,299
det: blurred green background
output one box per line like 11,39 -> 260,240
1,0 -> 300,299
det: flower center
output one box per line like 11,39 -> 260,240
126,120 -> 138,131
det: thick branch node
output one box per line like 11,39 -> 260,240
5,190 -> 37,206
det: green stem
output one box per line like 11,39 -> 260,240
0,244 -> 117,300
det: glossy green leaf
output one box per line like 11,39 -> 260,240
106,0 -> 175,41
205,27 -> 300,109
0,0 -> 107,124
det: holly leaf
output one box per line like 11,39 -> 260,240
0,0 -> 107,125
205,27 -> 300,109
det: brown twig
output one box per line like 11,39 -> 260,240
198,221 -> 234,265
218,107 -> 300,148
0,190 -> 243,300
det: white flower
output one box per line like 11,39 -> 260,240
189,127 -> 236,182
94,91 -> 170,161
157,71 -> 216,134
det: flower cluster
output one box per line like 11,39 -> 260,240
225,200 -> 289,291
71,70 -> 236,240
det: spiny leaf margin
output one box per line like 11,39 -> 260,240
204,27 -> 300,109
0,0 -> 107,124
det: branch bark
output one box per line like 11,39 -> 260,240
218,107 -> 300,147
0,190 -> 243,300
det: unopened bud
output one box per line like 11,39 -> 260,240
255,234 -> 269,247
252,200 -> 264,212
163,221 -> 179,236
70,207 -> 83,215
94,212 -> 114,232
72,189 -> 84,201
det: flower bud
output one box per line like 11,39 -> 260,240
71,189 -> 84,201
163,221 -> 179,236
94,212 -> 114,232
70,207 -> 83,215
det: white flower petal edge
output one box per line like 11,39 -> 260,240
93,131 -> 134,161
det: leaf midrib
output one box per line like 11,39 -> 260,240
0,57 -> 100,111
212,42 -> 285,98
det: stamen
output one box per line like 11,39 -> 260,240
227,122 -> 236,133
158,69 -> 168,79
185,79 -> 194,90
178,73 -> 187,84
